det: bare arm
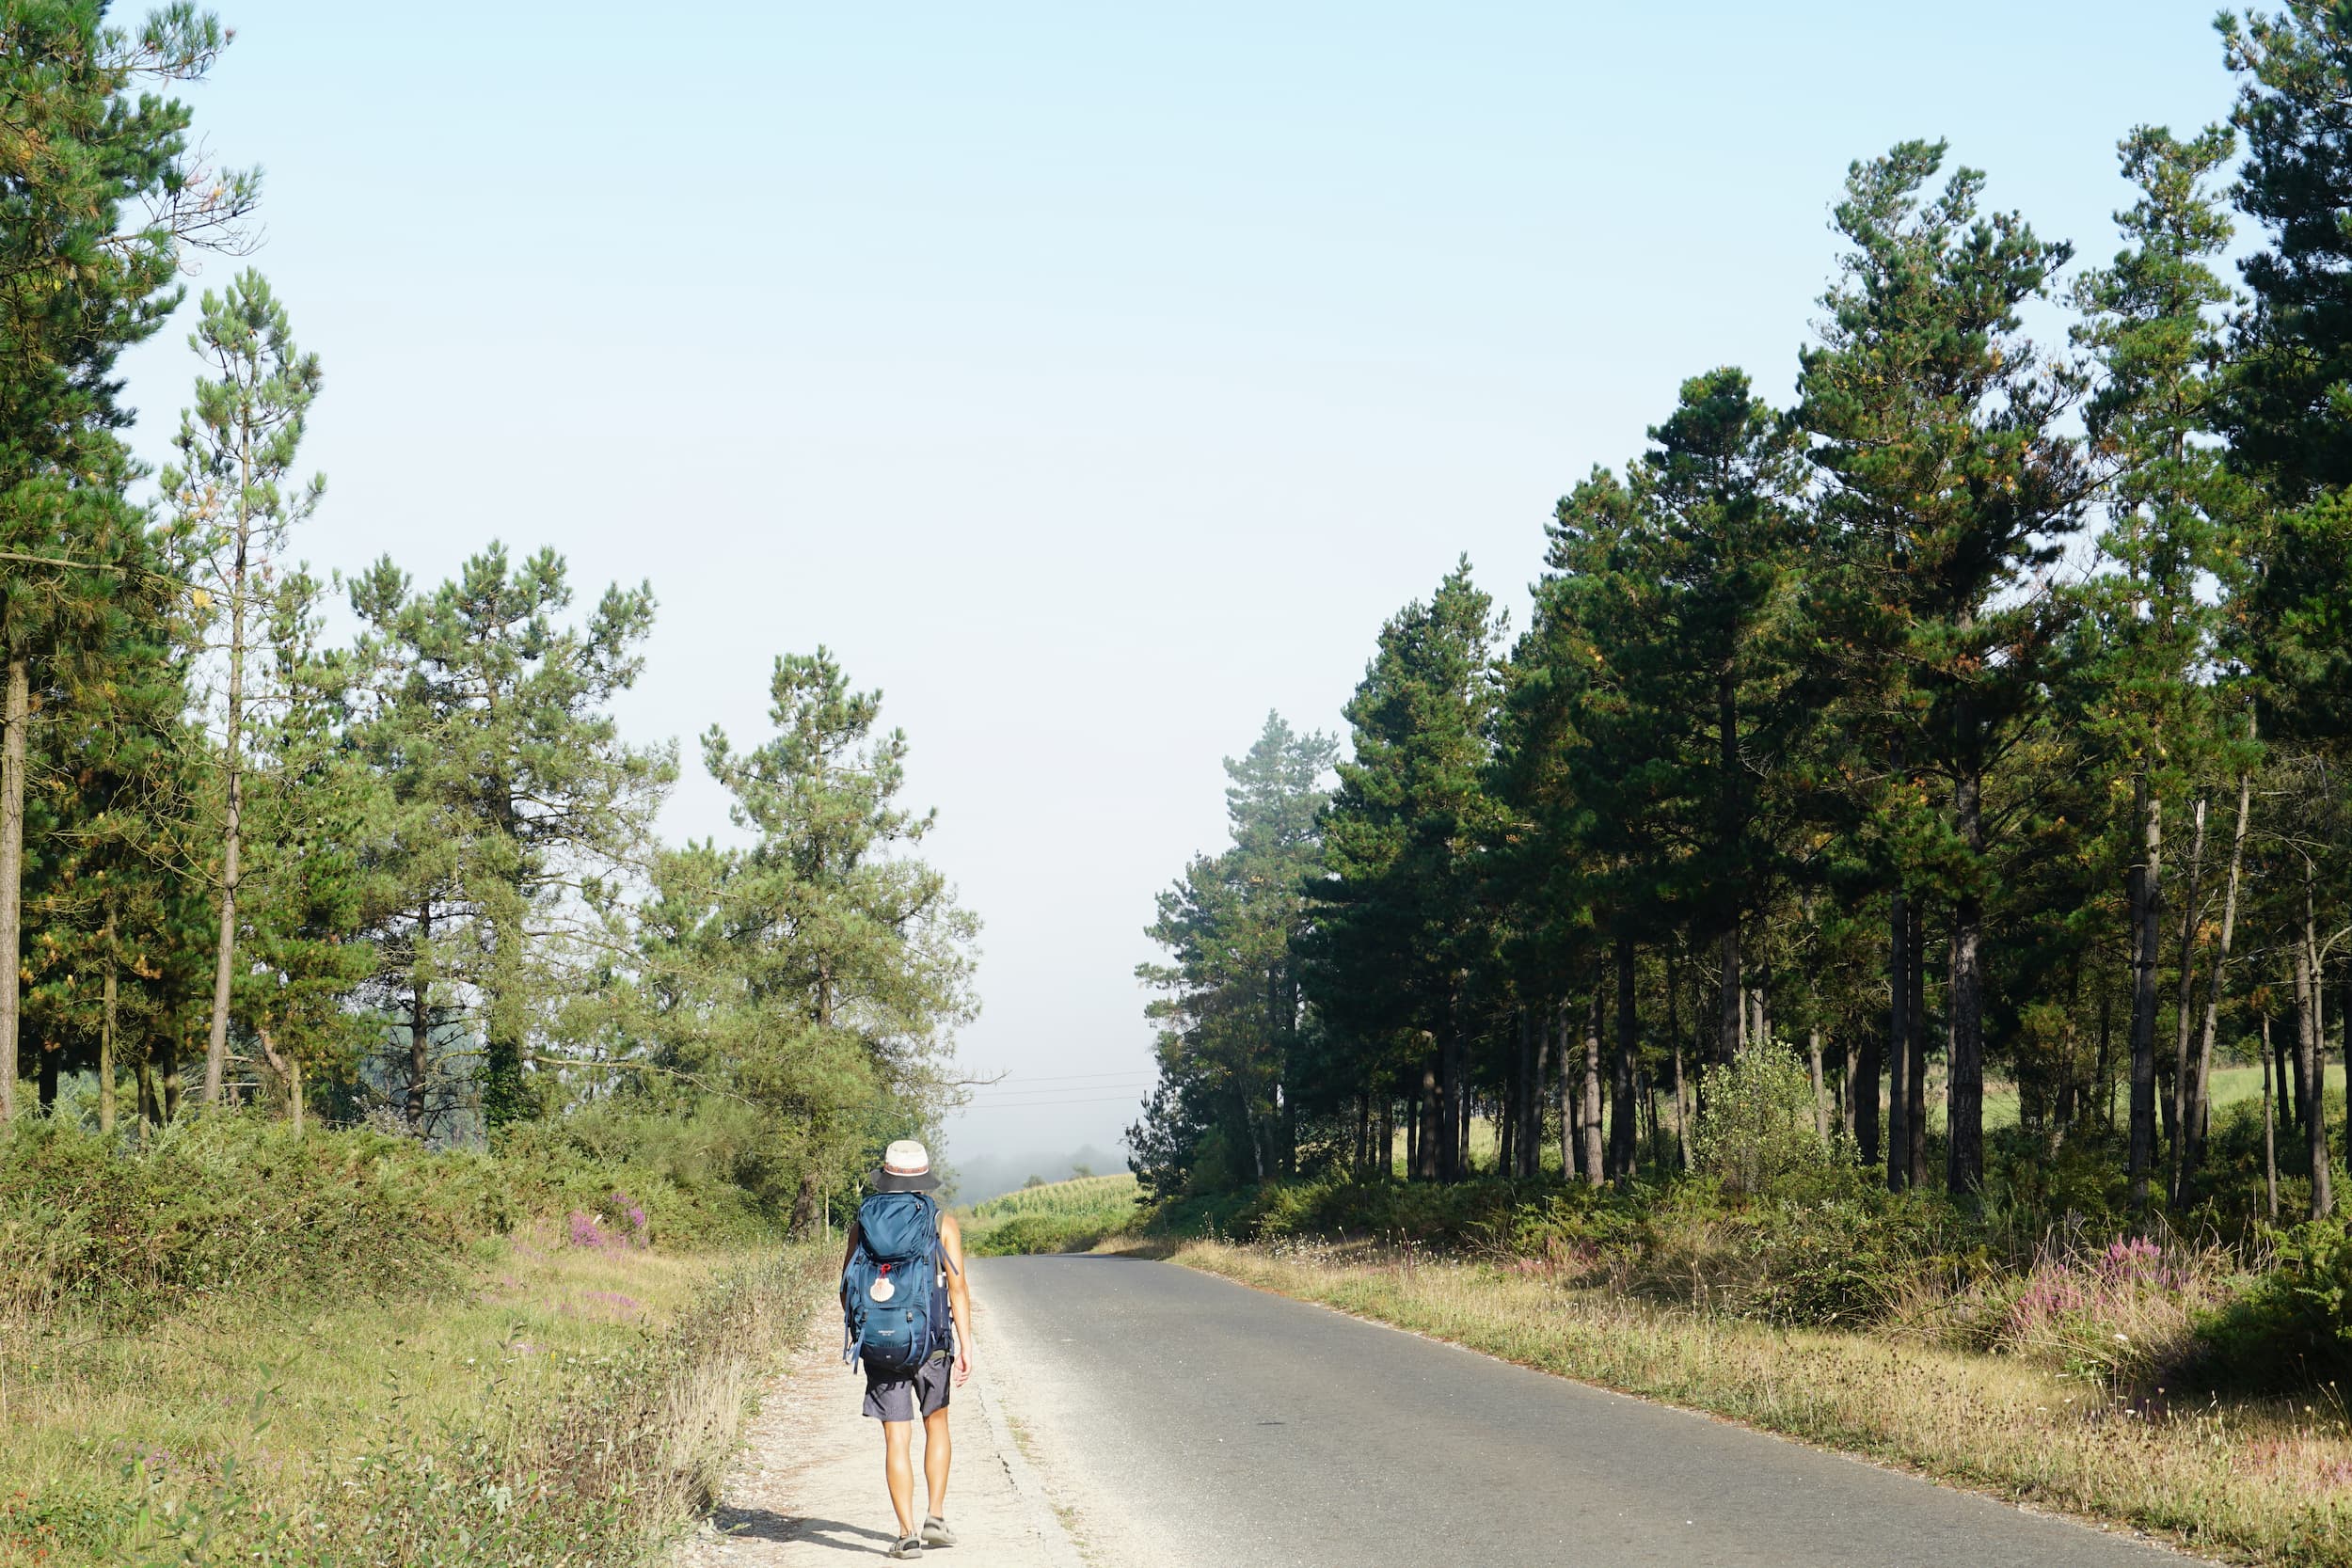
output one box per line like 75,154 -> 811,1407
940,1212 -> 974,1384
840,1220 -> 861,1276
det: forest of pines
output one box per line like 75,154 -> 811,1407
1134,4 -> 2352,1230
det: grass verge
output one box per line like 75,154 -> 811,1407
0,1232 -> 825,1566
0,1112 -> 824,1567
1174,1236 -> 2352,1567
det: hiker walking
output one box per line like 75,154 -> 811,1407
840,1140 -> 973,1559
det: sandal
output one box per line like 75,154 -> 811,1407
923,1514 -> 957,1546
887,1537 -> 924,1559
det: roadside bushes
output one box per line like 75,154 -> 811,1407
0,1117 -> 491,1323
0,1113 -> 773,1325
2194,1217 -> 2352,1390
1161,1165 -> 2282,1387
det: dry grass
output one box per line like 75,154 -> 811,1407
0,1226 -> 820,1565
1175,1236 -> 2352,1567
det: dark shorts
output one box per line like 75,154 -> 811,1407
863,1349 -> 952,1422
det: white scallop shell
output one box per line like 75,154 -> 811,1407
868,1276 -> 897,1303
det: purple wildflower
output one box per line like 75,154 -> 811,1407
609,1191 -> 651,1247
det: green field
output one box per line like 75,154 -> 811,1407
959,1173 -> 1141,1255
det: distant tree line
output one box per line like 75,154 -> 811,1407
0,6 -> 977,1223
1133,5 -> 2352,1221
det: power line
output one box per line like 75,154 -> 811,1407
972,1069 -> 1158,1084
964,1078 -> 1153,1096
954,1093 -> 1148,1109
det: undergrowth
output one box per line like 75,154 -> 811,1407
1134,1046 -> 2349,1396
0,1114 -> 808,1565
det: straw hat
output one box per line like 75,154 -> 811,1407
872,1138 -> 941,1193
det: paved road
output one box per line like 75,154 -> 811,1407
977,1255 -> 2189,1568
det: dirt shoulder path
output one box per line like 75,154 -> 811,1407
674,1304 -> 1083,1566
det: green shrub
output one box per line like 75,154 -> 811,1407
1690,1039 -> 1837,1197
2194,1216 -> 2352,1389
0,1113 -> 773,1326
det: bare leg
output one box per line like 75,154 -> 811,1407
883,1419 -> 916,1538
923,1405 -> 953,1520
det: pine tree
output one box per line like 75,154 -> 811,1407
0,6 -> 253,1119
1133,713 -> 1336,1191
2217,3 -> 2352,499
350,546 -> 671,1132
1796,140 -> 2089,1195
1628,368 -> 1811,1069
230,571 -> 384,1128
1310,562 -> 1503,1182
2071,124 -> 2249,1209
644,648 -> 977,1228
2220,3 -> 2352,1217
20,557 -> 196,1124
161,270 -> 326,1108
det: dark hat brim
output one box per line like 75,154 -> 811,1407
871,1167 -> 941,1194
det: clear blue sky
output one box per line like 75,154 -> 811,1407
112,0 -> 2246,1167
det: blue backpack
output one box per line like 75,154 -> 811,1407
841,1192 -> 955,1376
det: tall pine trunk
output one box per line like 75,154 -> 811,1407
1717,660 -> 1742,1069
1886,890 -> 1910,1191
1809,1026 -> 1830,1143
1415,1062 -> 1439,1180
1406,1080 -> 1420,1177
2127,777 -> 2163,1212
1948,773 -> 1987,1194
1855,1018 -> 1882,1166
1438,978 -> 1467,1181
2182,763 -> 2251,1199
1907,907 -> 1928,1188
1718,929 -> 1740,1067
0,657 -> 24,1121
2280,1010 -> 2302,1134
2295,897 -> 2332,1219
2262,1013 -> 2280,1221
1666,954 -> 1692,1171
202,503 -> 252,1108
1579,992 -> 1605,1187
1525,1007 -> 1549,1179
1556,1003 -> 1574,1180
2165,799 -> 2209,1168
406,902 -> 433,1129
1611,936 -> 1639,1179
99,910 -> 118,1134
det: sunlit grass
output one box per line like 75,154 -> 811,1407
0,1229 -> 816,1565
